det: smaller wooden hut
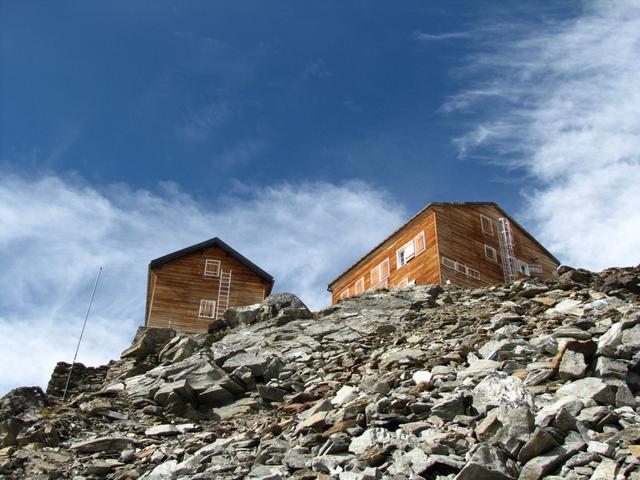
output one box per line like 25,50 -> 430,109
145,238 -> 274,333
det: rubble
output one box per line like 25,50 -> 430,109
1,266 -> 640,479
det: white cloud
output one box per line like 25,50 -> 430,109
413,31 -> 474,42
0,174 -> 406,394
448,0 -> 640,269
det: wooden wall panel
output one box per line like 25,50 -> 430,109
330,211 -> 440,304
146,246 -> 270,333
329,203 -> 560,303
434,204 -> 559,288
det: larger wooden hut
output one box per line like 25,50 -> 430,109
145,238 -> 274,333
328,202 -> 560,304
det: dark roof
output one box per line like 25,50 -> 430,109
150,237 -> 274,288
327,201 -> 560,290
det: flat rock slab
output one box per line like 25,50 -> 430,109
70,436 -> 135,453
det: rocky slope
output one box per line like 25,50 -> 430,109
1,266 -> 640,480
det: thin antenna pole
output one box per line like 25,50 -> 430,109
62,266 -> 102,401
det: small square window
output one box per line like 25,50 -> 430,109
484,245 -> 498,262
466,267 -> 480,280
518,261 -> 530,276
198,299 -> 216,318
480,215 -> 494,235
204,259 -> 221,277
340,289 -> 350,300
354,277 -> 365,295
441,257 -> 456,269
529,264 -> 543,275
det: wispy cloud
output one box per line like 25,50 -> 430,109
447,0 -> 640,269
413,30 -> 474,42
0,173 -> 406,394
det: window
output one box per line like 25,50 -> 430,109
396,231 -> 426,268
371,258 -> 390,286
354,277 -> 365,295
414,231 -> 426,255
529,264 -> 543,275
456,262 -> 466,273
441,257 -> 457,269
340,289 -> 350,300
198,299 -> 216,318
518,261 -> 530,276
484,245 -> 497,262
480,215 -> 494,235
204,259 -> 221,277
466,267 -> 480,280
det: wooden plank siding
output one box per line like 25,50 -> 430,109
329,211 -> 440,304
146,246 -> 269,333
328,203 -> 560,304
434,204 -> 559,288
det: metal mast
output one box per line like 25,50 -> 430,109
62,266 -> 102,401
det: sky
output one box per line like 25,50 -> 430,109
1,1 -> 639,394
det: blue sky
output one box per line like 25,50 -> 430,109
2,1 -> 640,394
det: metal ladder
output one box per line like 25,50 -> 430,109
498,218 -> 518,283
215,270 -> 232,319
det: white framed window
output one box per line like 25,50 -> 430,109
518,261 -> 530,276
340,288 -> 350,300
204,259 -> 221,277
397,277 -> 409,288
414,231 -> 426,255
480,214 -> 494,235
456,262 -> 466,273
198,299 -> 216,318
370,258 -> 390,286
354,277 -> 365,295
466,267 -> 480,280
484,245 -> 497,262
396,241 -> 415,268
441,256 -> 456,269
529,264 -> 543,275
397,231 -> 427,268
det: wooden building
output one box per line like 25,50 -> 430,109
145,238 -> 274,333
328,202 -> 560,304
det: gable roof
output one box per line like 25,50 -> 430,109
327,201 -> 560,290
150,237 -> 274,289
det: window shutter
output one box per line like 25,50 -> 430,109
371,266 -> 380,286
414,232 -> 426,255
381,258 -> 390,278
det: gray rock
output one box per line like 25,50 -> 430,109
222,352 -> 268,377
555,378 -> 614,405
517,427 -> 561,464
518,442 -> 585,480
594,357 -> 627,379
597,323 -> 623,356
70,436 -> 134,453
622,324 -> 640,347
472,373 -> 533,413
387,448 -> 431,476
159,336 -> 197,363
121,327 -> 175,360
589,459 -> 618,480
615,383 -> 637,408
257,384 -> 287,402
458,359 -> 501,380
379,349 -> 425,368
558,350 -> 587,380
456,445 -> 519,480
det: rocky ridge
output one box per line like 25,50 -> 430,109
1,267 -> 640,479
